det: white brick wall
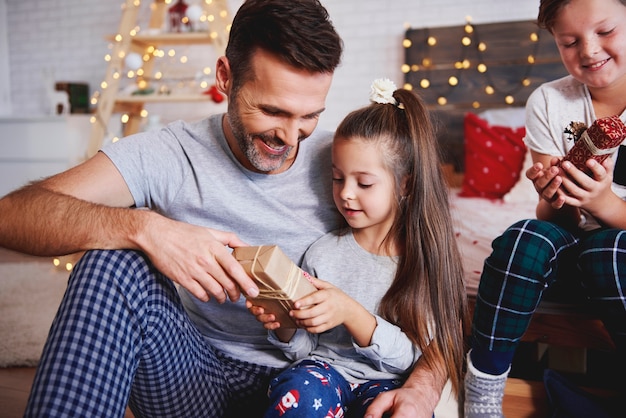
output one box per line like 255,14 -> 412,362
4,0 -> 540,130
7,0 -> 124,115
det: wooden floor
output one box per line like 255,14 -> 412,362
503,378 -> 549,417
0,366 -> 136,417
0,367 -> 37,418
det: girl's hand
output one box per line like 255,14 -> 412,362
246,299 -> 296,342
290,277 -> 353,333
291,277 -> 377,347
245,299 -> 281,330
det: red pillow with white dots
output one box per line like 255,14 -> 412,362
459,112 -> 527,199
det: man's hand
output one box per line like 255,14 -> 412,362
0,152 -> 260,304
365,350 -> 445,418
139,216 -> 259,303
364,386 -> 437,418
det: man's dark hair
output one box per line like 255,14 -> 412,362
225,0 -> 343,91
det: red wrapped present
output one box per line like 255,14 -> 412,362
562,115 -> 626,174
233,245 -> 317,328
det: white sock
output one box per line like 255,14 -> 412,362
464,351 -> 510,418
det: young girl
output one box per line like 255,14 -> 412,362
248,79 -> 468,417
466,0 -> 626,416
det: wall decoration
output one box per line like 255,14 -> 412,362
168,0 -> 190,33
402,19 -> 568,110
88,0 -> 232,156
185,4 -> 205,32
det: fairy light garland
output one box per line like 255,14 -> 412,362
88,0 -> 229,144
471,22 -> 539,105
402,17 -> 541,108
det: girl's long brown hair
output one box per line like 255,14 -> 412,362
334,88 -> 469,394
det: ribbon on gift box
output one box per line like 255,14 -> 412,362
233,245 -> 317,327
249,246 -> 301,311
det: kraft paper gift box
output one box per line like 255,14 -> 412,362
562,115 -> 626,175
233,245 -> 317,328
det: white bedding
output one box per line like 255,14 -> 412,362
449,189 -> 536,296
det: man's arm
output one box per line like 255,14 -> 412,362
0,152 -> 138,255
365,350 -> 446,418
0,152 -> 258,302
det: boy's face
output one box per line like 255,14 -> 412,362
552,0 -> 626,92
221,49 -> 332,174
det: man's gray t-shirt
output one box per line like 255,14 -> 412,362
102,113 -> 342,367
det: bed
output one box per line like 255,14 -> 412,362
403,20 -> 615,353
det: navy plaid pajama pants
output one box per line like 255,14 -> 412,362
470,219 -> 626,374
24,249 -> 281,418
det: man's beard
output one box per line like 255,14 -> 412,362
228,102 -> 293,173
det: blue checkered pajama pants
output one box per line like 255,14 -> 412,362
24,249 -> 280,418
265,359 -> 402,418
471,219 -> 626,374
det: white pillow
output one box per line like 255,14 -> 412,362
479,107 -> 526,128
503,149 -> 537,203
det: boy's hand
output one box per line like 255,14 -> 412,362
557,158 -> 614,211
527,157 -> 565,207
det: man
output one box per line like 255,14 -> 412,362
0,1 -> 444,416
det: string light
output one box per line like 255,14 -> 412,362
89,0 -> 232,148
402,17 -> 541,107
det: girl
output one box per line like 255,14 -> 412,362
466,1 -> 626,416
249,79 -> 468,417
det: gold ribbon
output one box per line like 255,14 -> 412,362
580,130 -> 620,156
249,246 -> 304,312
